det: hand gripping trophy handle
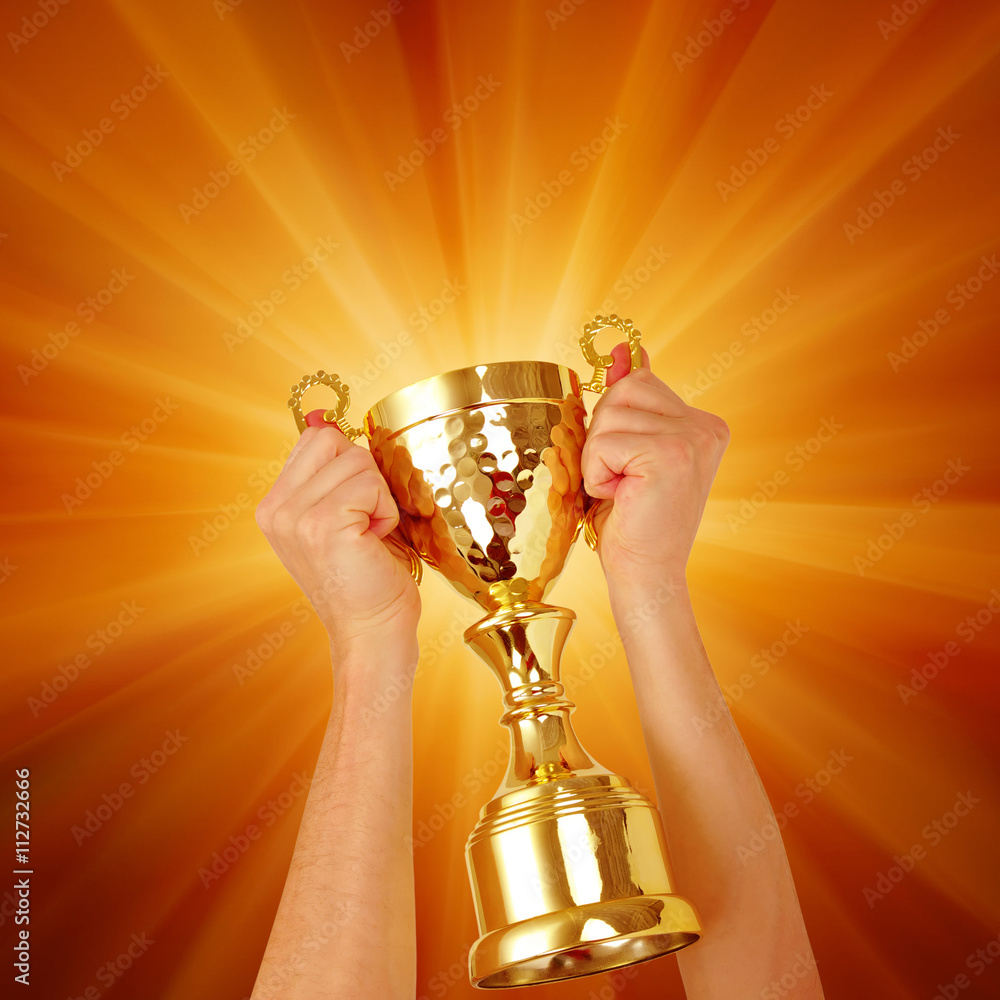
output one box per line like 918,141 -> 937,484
286,370 -> 423,584
577,314 -> 643,551
285,315 -> 699,988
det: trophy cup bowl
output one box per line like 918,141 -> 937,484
287,316 -> 701,987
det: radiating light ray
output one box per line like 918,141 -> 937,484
1,2 -> 999,999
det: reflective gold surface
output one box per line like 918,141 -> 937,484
287,317 -> 700,986
369,377 -> 587,612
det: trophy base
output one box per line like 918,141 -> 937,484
469,893 -> 700,988
465,773 -> 701,989
462,607 -> 701,987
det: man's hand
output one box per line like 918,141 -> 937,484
255,410 -> 420,655
582,344 -> 730,589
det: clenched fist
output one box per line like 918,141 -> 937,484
583,345 -> 730,591
255,411 -> 420,656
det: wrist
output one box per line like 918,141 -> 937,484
605,570 -> 692,638
330,628 -> 419,717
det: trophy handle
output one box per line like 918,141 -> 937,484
578,313 -> 642,394
578,315 -> 642,550
287,371 -> 364,439
286,371 -> 423,585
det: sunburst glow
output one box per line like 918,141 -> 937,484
1,1 -> 999,999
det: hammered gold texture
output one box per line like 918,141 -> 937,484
369,394 -> 587,613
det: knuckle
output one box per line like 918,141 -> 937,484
703,411 -> 730,440
254,500 -> 272,531
657,434 -> 696,465
336,440 -> 375,476
294,508 -> 328,547
271,503 -> 297,538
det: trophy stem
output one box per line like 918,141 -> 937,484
463,604 -> 606,789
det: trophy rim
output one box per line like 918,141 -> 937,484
362,360 -> 582,436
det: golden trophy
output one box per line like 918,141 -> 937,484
287,315 -> 700,987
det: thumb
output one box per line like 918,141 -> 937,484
304,408 -> 340,429
606,341 -> 651,387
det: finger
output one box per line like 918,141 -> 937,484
289,467 -> 400,540
355,472 -> 400,539
278,444 -> 383,516
588,405 -> 675,438
606,341 -> 651,386
598,367 -> 689,418
279,410 -> 347,477
270,424 -> 357,501
305,407 -> 336,429
581,430 -> 661,500
279,415 -> 330,471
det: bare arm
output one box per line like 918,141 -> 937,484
608,581 -> 821,998
250,637 -> 417,1000
251,414 -> 420,1000
584,349 -> 823,1000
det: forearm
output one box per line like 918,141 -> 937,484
608,576 -> 822,1000
251,634 -> 417,1000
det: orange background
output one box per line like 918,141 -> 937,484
2,1 -> 999,998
